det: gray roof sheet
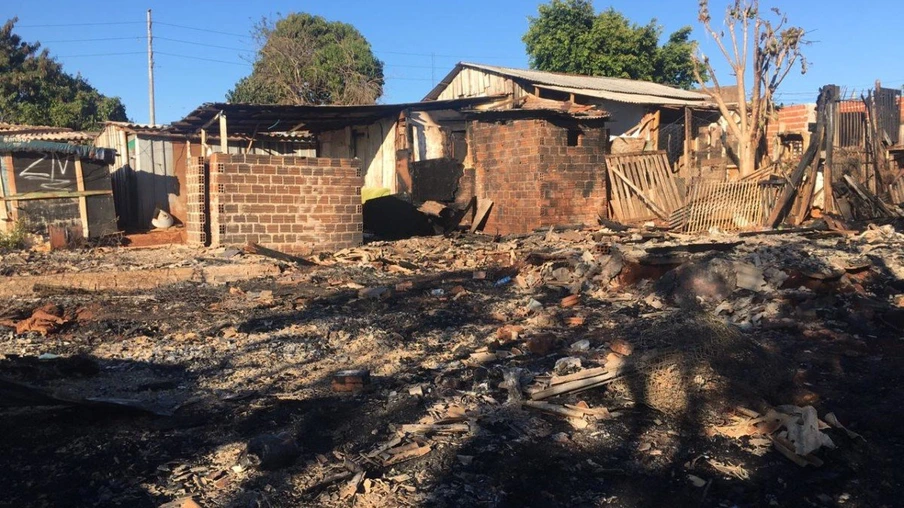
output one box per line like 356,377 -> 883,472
426,62 -> 709,104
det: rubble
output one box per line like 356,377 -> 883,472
1,221 -> 903,506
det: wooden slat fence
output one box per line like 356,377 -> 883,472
605,151 -> 684,223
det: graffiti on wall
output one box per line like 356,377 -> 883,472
17,152 -> 74,191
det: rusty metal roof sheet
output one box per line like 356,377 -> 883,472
425,62 -> 710,105
0,122 -> 96,143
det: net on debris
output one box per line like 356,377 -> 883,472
608,312 -> 793,415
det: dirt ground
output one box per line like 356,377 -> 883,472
2,224 -> 904,507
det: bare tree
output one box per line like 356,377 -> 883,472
693,0 -> 807,176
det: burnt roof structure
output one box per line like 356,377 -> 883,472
170,96 -> 507,137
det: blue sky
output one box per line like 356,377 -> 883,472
4,0 -> 903,125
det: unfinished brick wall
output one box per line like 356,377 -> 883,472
206,153 -> 363,254
468,117 -> 607,235
766,104 -> 814,158
185,156 -> 208,246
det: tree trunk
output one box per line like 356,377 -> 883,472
739,143 -> 757,177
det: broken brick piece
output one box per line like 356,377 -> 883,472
526,333 -> 559,355
331,369 -> 371,392
560,294 -> 580,307
609,338 -> 633,356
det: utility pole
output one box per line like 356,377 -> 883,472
147,9 -> 156,126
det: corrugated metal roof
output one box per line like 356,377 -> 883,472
425,62 -> 710,104
0,123 -> 96,143
102,121 -> 172,132
536,84 -> 708,107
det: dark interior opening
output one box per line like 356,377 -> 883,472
567,129 -> 582,147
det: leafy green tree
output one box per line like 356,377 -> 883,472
0,18 -> 127,130
523,0 -> 705,89
228,13 -> 384,105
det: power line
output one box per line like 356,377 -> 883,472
377,49 -> 520,60
155,21 -> 251,39
56,51 -> 146,58
155,36 -> 251,52
42,36 -> 144,43
382,63 -> 434,69
390,76 -> 434,82
18,21 -> 142,27
156,51 -> 251,66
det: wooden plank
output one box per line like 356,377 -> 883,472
683,107 -> 692,177
824,85 -> 839,213
0,155 -> 10,220
622,158 -> 640,219
219,113 -> 228,153
647,156 -> 669,211
522,400 -> 587,419
631,157 -> 651,217
74,159 -> 89,238
622,157 -> 639,217
657,154 -> 682,212
614,156 -> 636,221
606,152 -> 681,221
607,165 -> 668,219
530,367 -> 626,400
650,110 -> 661,150
1,190 -> 113,201
470,199 -> 493,233
605,158 -> 627,220
4,154 -> 16,221
767,86 -> 832,227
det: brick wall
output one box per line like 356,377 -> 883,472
185,156 -> 208,246
205,153 -> 363,254
766,104 -> 814,158
766,104 -> 812,138
468,117 -> 607,235
767,97 -> 904,156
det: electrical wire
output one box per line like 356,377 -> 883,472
155,52 -> 251,66
42,37 -> 145,43
18,21 -> 142,27
155,22 -> 251,39
56,52 -> 146,58
154,37 -> 251,52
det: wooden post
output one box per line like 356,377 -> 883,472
0,155 -> 10,221
823,84 -> 839,213
650,109 -> 661,150
219,113 -> 228,154
395,110 -> 412,194
74,159 -> 89,238
4,154 -> 17,222
767,86 -> 832,228
118,129 -> 129,168
683,107 -> 692,176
